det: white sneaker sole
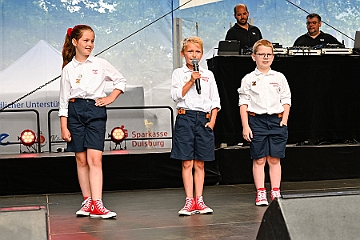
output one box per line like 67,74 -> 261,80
196,208 -> 214,214
90,212 -> 117,219
255,200 -> 269,206
178,210 -> 196,216
76,211 -> 90,216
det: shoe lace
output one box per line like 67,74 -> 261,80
81,197 -> 92,208
272,190 -> 281,198
183,198 -> 194,210
257,190 -> 267,200
196,196 -> 207,208
94,200 -> 107,212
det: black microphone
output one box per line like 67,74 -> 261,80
192,59 -> 201,94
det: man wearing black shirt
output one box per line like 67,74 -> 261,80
225,4 -> 262,51
293,13 -> 341,47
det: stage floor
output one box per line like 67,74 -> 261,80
1,178 -> 359,240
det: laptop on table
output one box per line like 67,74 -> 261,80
217,40 -> 241,56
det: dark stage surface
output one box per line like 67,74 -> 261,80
0,145 -> 359,239
0,179 -> 359,240
0,144 -> 359,196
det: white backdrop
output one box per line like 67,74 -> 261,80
1,0 -> 359,154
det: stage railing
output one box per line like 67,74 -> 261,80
0,109 -> 42,153
47,106 -> 174,152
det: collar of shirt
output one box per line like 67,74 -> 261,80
306,31 -> 325,38
181,64 -> 205,74
71,55 -> 95,68
233,23 -> 255,30
254,67 -> 275,76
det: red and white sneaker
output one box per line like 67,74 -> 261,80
256,188 -> 269,206
90,199 -> 117,219
178,197 -> 196,216
195,196 -> 213,214
76,197 -> 92,216
271,188 -> 281,201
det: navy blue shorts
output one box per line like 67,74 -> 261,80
170,110 -> 215,161
67,99 -> 107,152
248,113 -> 288,160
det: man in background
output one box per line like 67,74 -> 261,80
225,4 -> 263,51
293,13 -> 342,47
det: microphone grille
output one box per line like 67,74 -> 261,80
192,59 -> 198,65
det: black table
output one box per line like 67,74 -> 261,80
207,55 -> 360,146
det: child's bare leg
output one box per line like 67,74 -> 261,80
253,157 -> 266,189
182,160 -> 194,198
193,160 -> 205,197
267,156 -> 281,188
75,151 -> 91,197
87,149 -> 103,200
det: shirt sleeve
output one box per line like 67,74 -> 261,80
103,59 -> 126,93
225,28 -> 236,40
279,73 -> 291,106
209,72 -> 221,111
171,69 -> 185,103
258,28 -> 263,40
238,74 -> 251,106
58,69 -> 71,117
328,34 -> 342,45
293,36 -> 302,46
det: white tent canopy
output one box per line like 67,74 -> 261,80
0,40 -> 62,94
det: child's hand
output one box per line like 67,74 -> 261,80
280,121 -> 287,127
61,128 -> 72,142
191,71 -> 201,84
205,121 -> 214,130
95,97 -> 113,107
242,126 -> 253,142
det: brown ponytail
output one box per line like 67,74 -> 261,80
61,25 -> 94,68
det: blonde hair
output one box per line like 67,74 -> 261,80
252,39 -> 274,54
180,36 -> 203,53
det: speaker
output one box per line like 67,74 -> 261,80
0,206 -> 48,240
257,191 -> 360,240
